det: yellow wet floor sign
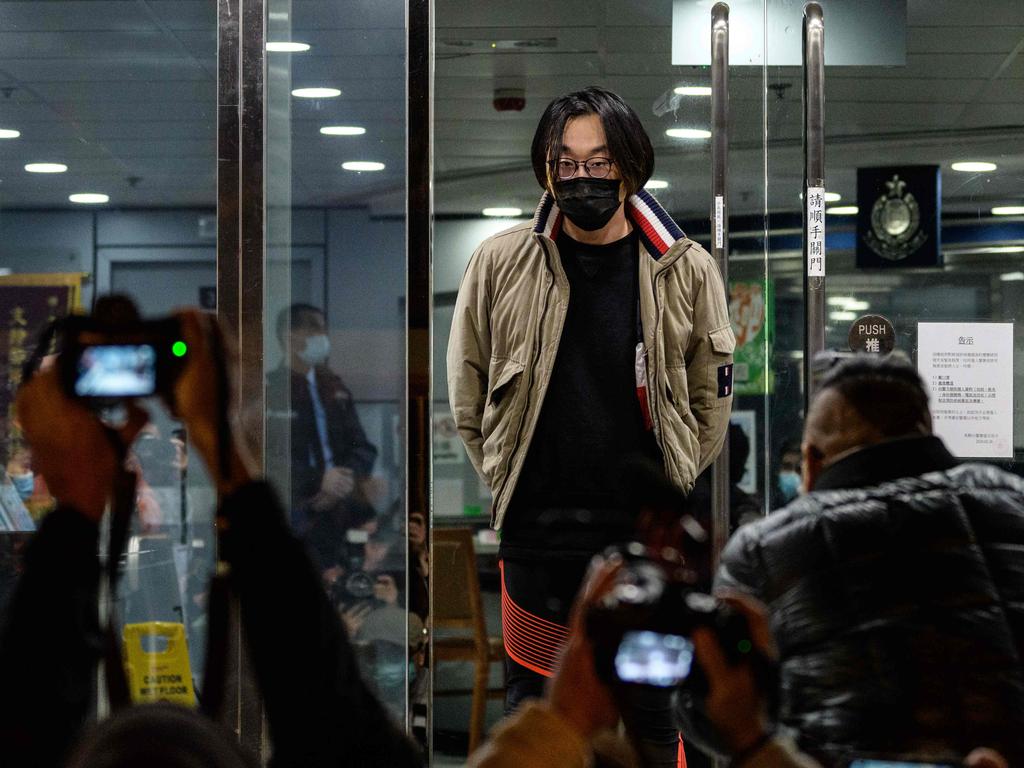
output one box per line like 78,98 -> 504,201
122,622 -> 196,706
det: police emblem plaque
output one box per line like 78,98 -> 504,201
856,165 -> 941,269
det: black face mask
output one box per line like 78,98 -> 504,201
553,177 -> 623,232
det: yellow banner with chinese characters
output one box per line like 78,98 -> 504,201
0,274 -> 84,520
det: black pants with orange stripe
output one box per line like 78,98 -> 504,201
500,557 -> 688,768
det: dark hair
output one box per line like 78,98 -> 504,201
275,302 -> 323,343
66,703 -> 256,768
531,87 -> 654,197
815,353 -> 931,438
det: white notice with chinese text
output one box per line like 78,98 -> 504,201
806,187 -> 825,276
917,322 -> 1013,458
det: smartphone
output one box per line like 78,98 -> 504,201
614,630 -> 694,687
74,344 -> 158,398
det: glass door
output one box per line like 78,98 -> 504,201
430,0 -> 768,760
764,0 -> 1024,492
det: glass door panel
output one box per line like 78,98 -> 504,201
264,0 -> 411,724
431,0 -> 768,758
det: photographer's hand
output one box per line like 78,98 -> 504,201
692,591 -> 776,756
16,369 -> 148,521
546,555 -> 623,740
171,310 -> 256,496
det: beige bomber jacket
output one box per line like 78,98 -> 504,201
447,190 -> 735,530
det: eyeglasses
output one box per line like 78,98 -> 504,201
553,156 -> 615,180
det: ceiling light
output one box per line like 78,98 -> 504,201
291,87 -> 341,99
644,179 -> 669,190
25,163 -> 67,173
827,205 -> 859,215
342,161 -> 385,172
951,161 -> 997,173
674,86 -> 712,96
1000,272 -> 1024,282
0,129 -> 20,139
666,128 -> 712,139
978,245 -> 1024,254
827,296 -> 855,306
69,193 -> 109,204
320,126 -> 366,136
830,311 -> 857,322
482,207 -> 523,217
992,206 -> 1024,216
843,300 -> 870,311
267,41 -> 311,52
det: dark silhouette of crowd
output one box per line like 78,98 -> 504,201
0,302 -> 1020,768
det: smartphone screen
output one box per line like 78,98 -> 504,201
75,344 -> 157,397
614,630 -> 694,687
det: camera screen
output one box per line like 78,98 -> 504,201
614,630 -> 694,687
75,344 -> 157,397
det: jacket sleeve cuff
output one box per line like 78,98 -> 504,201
467,701 -> 592,768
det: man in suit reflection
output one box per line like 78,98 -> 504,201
266,304 -> 378,541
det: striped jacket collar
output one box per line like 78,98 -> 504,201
532,188 -> 686,258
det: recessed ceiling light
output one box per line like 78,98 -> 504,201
25,163 -> 67,173
482,207 -> 523,217
674,86 -> 712,96
69,193 -> 109,204
830,311 -> 857,322
267,42 -> 310,52
666,128 -> 712,139
951,161 -> 997,172
292,87 -> 341,99
644,179 -> 669,190
320,126 -> 366,136
342,161 -> 385,172
992,205 -> 1024,216
1000,271 -> 1024,281
0,129 -> 20,139
827,205 -> 859,215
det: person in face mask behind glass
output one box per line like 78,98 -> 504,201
448,86 -> 734,767
771,441 -> 802,510
266,304 -> 378,536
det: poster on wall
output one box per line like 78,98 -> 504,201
917,322 -> 1013,458
432,409 -> 465,465
0,273 -> 84,525
729,280 -> 773,396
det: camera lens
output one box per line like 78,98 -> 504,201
345,571 -> 376,600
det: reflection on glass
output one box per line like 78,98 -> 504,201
265,0 -> 410,725
0,0 -> 218,710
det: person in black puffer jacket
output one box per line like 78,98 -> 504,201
713,353 -> 1024,766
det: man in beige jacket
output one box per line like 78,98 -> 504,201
448,86 -> 733,766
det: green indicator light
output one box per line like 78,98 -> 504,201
172,341 -> 188,358
737,639 -> 753,654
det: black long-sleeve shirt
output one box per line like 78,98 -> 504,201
0,481 -> 421,768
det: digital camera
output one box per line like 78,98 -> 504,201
586,543 -> 756,690
48,297 -> 190,402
